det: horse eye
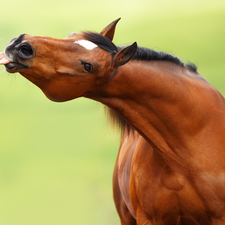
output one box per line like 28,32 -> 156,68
82,62 -> 92,73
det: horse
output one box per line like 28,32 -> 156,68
1,18 -> 225,225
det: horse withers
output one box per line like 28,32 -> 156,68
1,19 -> 225,225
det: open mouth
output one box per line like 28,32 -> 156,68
0,52 -> 28,72
0,52 -> 10,64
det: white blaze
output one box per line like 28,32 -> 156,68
74,40 -> 97,50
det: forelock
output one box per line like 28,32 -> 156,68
82,32 -> 118,54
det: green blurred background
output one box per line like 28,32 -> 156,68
0,0 -> 225,224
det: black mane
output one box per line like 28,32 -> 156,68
83,32 -> 198,73
133,47 -> 198,73
83,32 -> 198,133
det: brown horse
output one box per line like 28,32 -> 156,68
1,19 -> 225,225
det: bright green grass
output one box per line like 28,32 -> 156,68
0,0 -> 225,224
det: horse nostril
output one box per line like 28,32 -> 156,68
17,42 -> 35,59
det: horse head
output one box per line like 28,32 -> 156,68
0,18 -> 137,102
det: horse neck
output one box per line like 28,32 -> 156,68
92,60 -> 221,161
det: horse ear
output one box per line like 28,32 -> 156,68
112,42 -> 137,68
100,18 -> 121,41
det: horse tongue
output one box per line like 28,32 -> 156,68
0,52 -> 11,65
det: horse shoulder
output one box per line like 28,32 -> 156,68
129,136 -> 214,224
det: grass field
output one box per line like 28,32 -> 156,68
0,0 -> 225,224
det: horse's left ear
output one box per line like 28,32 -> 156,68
112,42 -> 138,68
100,18 -> 121,41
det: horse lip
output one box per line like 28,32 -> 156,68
3,48 -> 13,62
4,48 -> 29,72
5,62 -> 28,69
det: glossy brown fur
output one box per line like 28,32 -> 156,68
2,19 -> 225,225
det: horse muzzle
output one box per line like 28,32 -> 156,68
1,34 -> 35,73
